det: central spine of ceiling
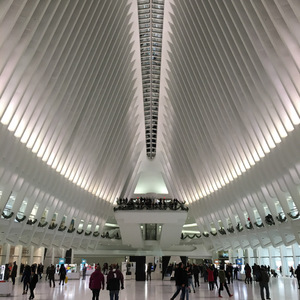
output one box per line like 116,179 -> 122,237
137,0 -> 164,159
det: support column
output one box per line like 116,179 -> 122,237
228,249 -> 233,263
61,248 -> 65,260
257,247 -> 261,266
51,248 -> 55,265
268,247 -> 276,271
28,246 -> 34,266
40,247 -> 45,264
248,248 -> 254,267
280,245 -> 288,276
292,244 -> 300,267
0,243 -> 11,265
14,245 -> 22,278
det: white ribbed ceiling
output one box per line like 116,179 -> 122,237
0,0 -> 299,253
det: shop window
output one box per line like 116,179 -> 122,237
28,204 -> 39,221
86,223 -> 92,233
17,199 -> 28,219
40,209 -> 48,224
2,193 -> 16,217
49,213 -> 57,226
68,218 -> 75,232
78,220 -> 84,231
59,215 -> 67,230
287,197 -> 298,214
253,209 -> 262,223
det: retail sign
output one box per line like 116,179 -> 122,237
59,258 -> 65,265
236,258 -> 243,265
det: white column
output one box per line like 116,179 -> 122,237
14,245 -> 23,278
51,248 -> 55,265
61,248 -> 65,260
0,243 -> 11,264
268,247 -> 276,271
40,247 -> 45,264
280,245 -> 288,276
228,249 -> 233,263
257,247 -> 261,266
292,244 -> 300,267
28,246 -> 34,266
248,248 -> 254,266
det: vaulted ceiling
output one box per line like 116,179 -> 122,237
0,0 -> 299,255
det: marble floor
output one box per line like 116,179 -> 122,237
1,276 -> 299,300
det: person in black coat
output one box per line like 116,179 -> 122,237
295,265 -> 300,289
11,261 -> 18,285
59,264 -> 66,285
29,268 -> 38,299
258,266 -> 271,300
170,262 -> 187,300
48,264 -> 55,288
21,265 -> 31,294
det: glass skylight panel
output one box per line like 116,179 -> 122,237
138,0 -> 164,159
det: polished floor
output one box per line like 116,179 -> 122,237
2,275 -> 300,299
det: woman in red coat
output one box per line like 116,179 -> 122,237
89,264 -> 105,300
207,265 -> 215,290
244,263 -> 252,284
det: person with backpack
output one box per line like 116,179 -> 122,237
21,264 -> 31,295
295,265 -> 300,289
257,266 -> 271,300
218,264 -> 233,298
28,267 -> 39,300
89,264 -> 105,300
107,264 -> 124,300
59,264 -> 67,285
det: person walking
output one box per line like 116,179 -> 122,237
11,261 -> 18,285
170,262 -> 186,300
184,266 -> 190,300
218,264 -> 233,298
21,265 -> 31,295
186,265 -> 195,293
89,264 -> 105,300
258,266 -> 271,300
225,263 -> 233,284
207,265 -> 215,291
295,265 -> 300,289
82,264 -> 87,280
290,266 -> 295,278
193,264 -> 200,287
213,265 -> 219,289
48,264 -> 55,288
28,267 -> 38,299
59,264 -> 66,285
37,263 -> 43,279
45,265 -> 50,281
107,264 -> 124,300
233,266 -> 238,280
244,263 -> 252,284
146,263 -> 152,281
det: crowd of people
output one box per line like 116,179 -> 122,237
167,261 -> 279,299
89,263 -> 124,300
2,261 -> 124,300
114,198 -> 189,211
3,259 -> 300,300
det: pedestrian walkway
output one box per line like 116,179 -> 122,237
1,276 -> 299,299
